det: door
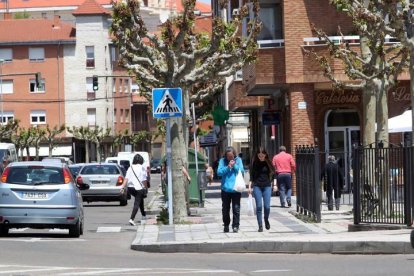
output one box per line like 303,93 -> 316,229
325,110 -> 360,193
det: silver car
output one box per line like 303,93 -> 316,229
0,161 -> 88,237
76,163 -> 127,206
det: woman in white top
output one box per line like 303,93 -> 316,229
120,154 -> 148,226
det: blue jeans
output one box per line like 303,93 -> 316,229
277,173 -> 292,206
253,185 -> 271,226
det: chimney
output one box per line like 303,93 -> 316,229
3,13 -> 12,20
53,15 -> 61,28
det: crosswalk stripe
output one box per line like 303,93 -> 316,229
96,227 -> 121,233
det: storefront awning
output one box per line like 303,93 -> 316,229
19,145 -> 73,157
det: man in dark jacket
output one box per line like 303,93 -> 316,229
322,155 -> 343,210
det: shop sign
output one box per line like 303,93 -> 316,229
392,87 -> 410,102
316,90 -> 360,105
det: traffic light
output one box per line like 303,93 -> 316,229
35,72 -> 42,89
92,75 -> 99,91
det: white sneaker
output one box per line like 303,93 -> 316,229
129,219 -> 136,226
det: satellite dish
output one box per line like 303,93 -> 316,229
159,10 -> 169,24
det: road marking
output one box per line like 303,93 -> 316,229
9,228 -> 29,232
251,270 -> 292,273
58,268 -> 151,275
0,267 -> 71,274
96,227 -> 122,233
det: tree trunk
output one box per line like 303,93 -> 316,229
96,141 -> 101,162
375,79 -> 389,148
411,55 -> 414,146
49,142 -> 53,157
25,147 -> 30,161
85,140 -> 90,163
362,85 -> 376,147
170,116 -> 188,223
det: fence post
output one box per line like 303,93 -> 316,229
314,146 -> 321,222
404,146 -> 413,226
353,146 -> 361,225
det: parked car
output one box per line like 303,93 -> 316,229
76,163 -> 128,206
150,159 -> 161,173
68,163 -> 86,178
0,161 -> 88,237
42,157 -> 73,165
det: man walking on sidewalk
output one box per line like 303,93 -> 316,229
272,146 -> 296,208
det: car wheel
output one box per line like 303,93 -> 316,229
69,221 -> 81,238
0,226 -> 9,236
80,220 -> 84,235
120,198 -> 128,206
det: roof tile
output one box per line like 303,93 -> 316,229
72,0 -> 110,15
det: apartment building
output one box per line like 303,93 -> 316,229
222,0 -> 412,191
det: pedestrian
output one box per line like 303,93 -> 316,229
120,154 -> 148,226
321,155 -> 343,210
272,145 -> 296,208
217,146 -> 245,233
248,147 -> 274,232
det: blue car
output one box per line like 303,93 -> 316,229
0,161 -> 89,237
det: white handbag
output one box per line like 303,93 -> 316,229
233,170 -> 246,192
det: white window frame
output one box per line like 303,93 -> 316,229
124,78 -> 130,93
86,77 -> 94,93
86,46 -> 95,68
120,109 -> 124,123
0,48 -> 12,62
0,111 -> 14,125
29,79 -> 45,93
29,48 -> 45,62
30,110 -> 46,125
0,80 -> 13,94
112,78 -> 116,93
87,108 -> 96,126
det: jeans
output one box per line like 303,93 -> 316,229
277,173 -> 292,206
253,185 -> 271,226
128,187 -> 145,220
221,190 -> 241,228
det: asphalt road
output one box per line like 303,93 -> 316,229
1,175 -> 414,275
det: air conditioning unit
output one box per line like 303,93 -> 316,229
232,9 -> 239,16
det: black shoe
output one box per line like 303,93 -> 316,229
233,227 -> 239,233
287,200 -> 292,207
265,220 -> 270,230
224,226 -> 229,233
258,226 -> 263,232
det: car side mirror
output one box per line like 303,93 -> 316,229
77,183 -> 90,190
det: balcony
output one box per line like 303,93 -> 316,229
131,121 -> 149,132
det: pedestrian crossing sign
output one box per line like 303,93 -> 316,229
152,88 -> 183,118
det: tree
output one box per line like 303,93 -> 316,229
67,126 -> 93,163
45,124 -> 66,157
111,0 -> 261,222
0,120 -> 19,143
90,126 -> 111,162
304,0 -> 407,148
30,127 -> 46,161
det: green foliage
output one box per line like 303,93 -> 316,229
156,207 -> 169,225
14,11 -> 30,19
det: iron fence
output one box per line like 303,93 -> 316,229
353,144 -> 414,226
295,145 -> 321,222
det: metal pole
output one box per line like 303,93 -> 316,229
192,103 -> 200,206
166,118 -> 173,225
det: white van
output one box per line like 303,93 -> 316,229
117,152 -> 150,170
0,143 -> 18,163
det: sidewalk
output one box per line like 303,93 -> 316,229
131,182 -> 414,254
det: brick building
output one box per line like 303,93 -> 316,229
222,0 -> 411,192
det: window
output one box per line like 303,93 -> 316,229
0,48 -> 12,62
258,2 -> 283,41
124,79 -> 130,93
29,48 -> 45,61
112,78 -> 116,93
29,79 -> 45,93
30,110 -> 46,124
86,77 -> 94,92
0,112 -> 14,125
114,108 -> 117,123
120,109 -> 124,123
125,109 -> 130,123
86,46 -> 95,68
87,108 -> 96,126
0,80 -> 13,94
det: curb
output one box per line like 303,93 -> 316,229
131,240 -> 414,254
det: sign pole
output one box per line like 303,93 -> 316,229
166,117 -> 173,225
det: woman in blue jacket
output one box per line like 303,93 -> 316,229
217,146 -> 245,233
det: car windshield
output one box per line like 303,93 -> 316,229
80,165 -> 120,175
69,166 -> 82,176
151,160 -> 160,166
6,166 -> 64,185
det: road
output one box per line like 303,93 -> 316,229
1,175 -> 414,275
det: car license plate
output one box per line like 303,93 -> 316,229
23,192 -> 48,199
